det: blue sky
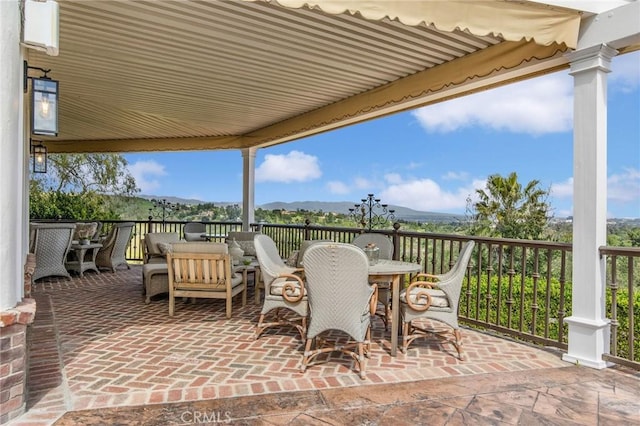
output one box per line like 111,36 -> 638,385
125,51 -> 640,219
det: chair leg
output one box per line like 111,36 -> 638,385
453,329 -> 464,360
255,314 -> 266,339
401,321 -> 410,353
169,293 -> 175,316
300,338 -> 313,373
226,296 -> 232,319
357,342 -> 366,380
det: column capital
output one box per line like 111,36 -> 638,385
241,147 -> 257,159
565,44 -> 618,75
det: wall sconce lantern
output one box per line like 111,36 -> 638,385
31,140 -> 48,173
24,61 -> 59,136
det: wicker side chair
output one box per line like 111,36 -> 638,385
254,234 -> 307,340
399,240 -> 475,359
300,243 -> 377,379
183,222 -> 206,241
351,233 -> 394,328
95,222 -> 135,272
31,223 -> 76,281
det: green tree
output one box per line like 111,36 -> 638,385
30,153 -> 139,220
471,172 -> 551,240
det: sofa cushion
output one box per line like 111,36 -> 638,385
145,232 -> 181,255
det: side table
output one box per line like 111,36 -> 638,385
234,261 -> 261,304
66,242 -> 103,277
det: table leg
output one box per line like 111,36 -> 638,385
241,268 -> 248,306
390,274 -> 400,356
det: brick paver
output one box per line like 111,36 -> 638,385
11,265 -> 612,425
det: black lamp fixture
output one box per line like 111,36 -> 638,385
148,199 -> 180,231
24,61 -> 59,136
348,193 -> 396,231
31,140 -> 47,173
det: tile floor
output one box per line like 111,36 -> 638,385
10,266 -> 640,425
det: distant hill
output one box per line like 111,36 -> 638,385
138,195 -> 466,223
139,195 -> 237,207
259,201 -> 465,223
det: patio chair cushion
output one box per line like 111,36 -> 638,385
146,232 -> 180,255
269,277 -> 304,298
400,288 -> 449,308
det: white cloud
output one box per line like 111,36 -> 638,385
384,173 -> 403,184
128,160 -> 166,193
608,167 -> 640,203
442,171 -> 469,181
354,177 -> 373,189
610,51 -> 640,93
550,178 -> 573,198
327,180 -> 350,194
411,74 -> 573,136
256,150 -> 321,183
379,177 -> 484,212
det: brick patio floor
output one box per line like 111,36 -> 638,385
10,266 -> 640,425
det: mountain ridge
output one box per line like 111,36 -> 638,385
139,195 -> 465,223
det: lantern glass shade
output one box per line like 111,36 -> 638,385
31,78 -> 58,136
32,144 -> 47,173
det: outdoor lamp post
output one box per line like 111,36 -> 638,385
348,193 -> 395,231
148,199 -> 180,231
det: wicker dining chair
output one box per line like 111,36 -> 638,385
351,233 -> 394,328
300,242 -> 377,379
399,240 -> 475,359
254,234 -> 307,340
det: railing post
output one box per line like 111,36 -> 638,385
392,222 -> 401,261
304,219 -> 311,240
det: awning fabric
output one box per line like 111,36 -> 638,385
261,0 -> 581,48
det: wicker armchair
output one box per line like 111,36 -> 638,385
95,222 -> 135,272
351,233 -> 394,329
400,240 -> 475,359
183,222 -> 206,241
30,223 -> 76,282
300,243 -> 377,379
254,234 -> 307,340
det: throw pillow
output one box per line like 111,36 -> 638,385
285,250 -> 299,267
157,242 -> 173,255
236,240 -> 256,256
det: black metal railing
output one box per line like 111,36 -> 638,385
33,218 -> 639,369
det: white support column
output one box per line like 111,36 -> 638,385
0,0 -> 26,310
241,148 -> 257,231
562,44 -> 617,369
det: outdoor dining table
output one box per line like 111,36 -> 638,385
368,259 -> 421,356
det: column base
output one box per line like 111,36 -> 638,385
563,316 -> 612,369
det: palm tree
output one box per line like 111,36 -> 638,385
472,172 -> 550,240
